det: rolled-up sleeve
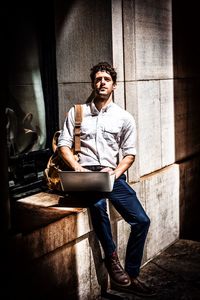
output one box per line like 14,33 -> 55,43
57,106 -> 75,149
120,115 -> 137,157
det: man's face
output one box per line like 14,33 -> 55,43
93,71 -> 116,99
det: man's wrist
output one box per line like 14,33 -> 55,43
113,169 -> 123,179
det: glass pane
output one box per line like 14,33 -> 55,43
6,14 -> 46,157
6,6 -> 51,199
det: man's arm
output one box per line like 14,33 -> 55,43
58,146 -> 87,172
114,155 -> 135,179
102,155 -> 135,179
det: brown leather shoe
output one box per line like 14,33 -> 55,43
112,277 -> 156,297
105,251 -> 131,287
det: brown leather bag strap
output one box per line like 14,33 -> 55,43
74,104 -> 82,153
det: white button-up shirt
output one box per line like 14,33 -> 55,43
57,100 -> 137,169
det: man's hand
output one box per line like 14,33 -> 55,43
101,167 -> 121,180
74,166 -> 90,172
100,167 -> 114,174
101,155 -> 135,180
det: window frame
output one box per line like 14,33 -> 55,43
6,3 -> 59,200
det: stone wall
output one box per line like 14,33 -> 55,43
109,0 -> 180,262
55,0 -> 113,127
8,194 -> 107,299
5,0 -> 200,299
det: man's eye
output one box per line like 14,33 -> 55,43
95,77 -> 111,83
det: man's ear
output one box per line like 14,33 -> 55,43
113,83 -> 117,91
91,82 -> 95,89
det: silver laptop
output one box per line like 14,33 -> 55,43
58,171 -> 115,192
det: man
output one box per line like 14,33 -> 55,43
57,62 -> 155,297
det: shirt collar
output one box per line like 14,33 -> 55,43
90,99 -> 114,115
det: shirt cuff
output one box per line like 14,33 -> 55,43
122,147 -> 137,157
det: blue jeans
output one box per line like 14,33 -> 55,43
89,174 -> 150,278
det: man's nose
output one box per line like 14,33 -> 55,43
101,78 -> 106,84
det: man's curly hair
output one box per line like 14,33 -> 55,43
90,62 -> 117,85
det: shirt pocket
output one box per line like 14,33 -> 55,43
103,125 -> 121,147
81,120 -> 96,140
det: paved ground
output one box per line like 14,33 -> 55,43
102,239 -> 200,300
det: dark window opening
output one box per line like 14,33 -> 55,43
6,3 -> 58,200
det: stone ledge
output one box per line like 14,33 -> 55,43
7,193 -> 105,300
10,192 -> 92,260
12,191 -> 88,235
17,191 -> 86,210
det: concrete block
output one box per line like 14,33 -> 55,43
58,82 -> 92,127
141,164 -> 180,260
10,208 -> 91,261
124,80 -> 175,180
89,232 -> 108,297
55,0 -> 112,83
137,80 -> 161,176
9,193 -> 107,299
125,82 -> 138,122
14,194 -> 84,234
75,238 -> 98,299
116,219 -> 130,266
113,81 -> 125,109
122,0 -> 136,81
160,80 -> 175,166
15,235 -> 106,299
111,0 -> 124,82
135,0 -> 173,80
125,81 -> 140,182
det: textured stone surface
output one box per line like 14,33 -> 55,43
137,80 -> 161,176
140,164 -> 180,260
125,81 -> 140,183
58,82 -> 92,126
111,0 -> 124,82
135,0 -> 173,80
123,0 -> 136,81
55,0 -> 112,83
113,81 -> 125,109
122,0 -> 173,81
136,79 -> 175,176
8,231 -> 107,299
160,80 -> 175,166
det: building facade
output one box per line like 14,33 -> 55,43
1,0 -> 200,298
